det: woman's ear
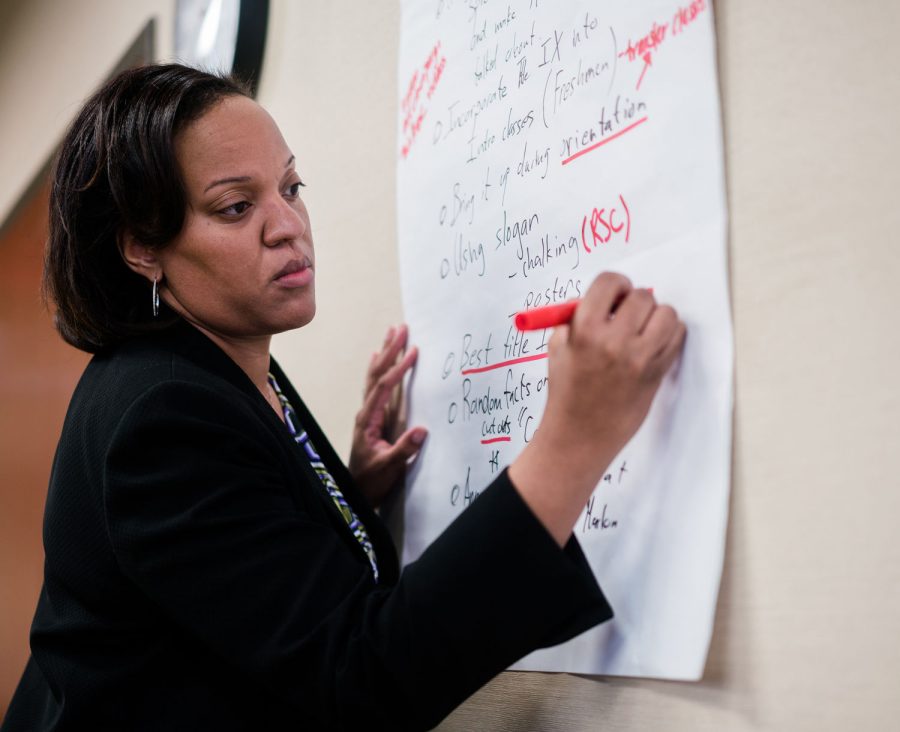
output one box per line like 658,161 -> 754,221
118,230 -> 162,282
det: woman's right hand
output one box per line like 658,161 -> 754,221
508,272 -> 686,546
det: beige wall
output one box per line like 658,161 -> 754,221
1,1 -> 898,729
0,0 -> 173,225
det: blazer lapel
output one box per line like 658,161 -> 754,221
155,322 -> 380,569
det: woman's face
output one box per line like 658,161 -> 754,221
158,95 -> 315,339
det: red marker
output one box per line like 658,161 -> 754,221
514,300 -> 579,331
514,289 -> 652,331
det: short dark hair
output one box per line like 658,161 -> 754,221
44,63 -> 250,353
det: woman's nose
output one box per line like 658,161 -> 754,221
262,195 -> 307,247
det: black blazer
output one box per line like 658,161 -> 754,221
3,321 -> 611,731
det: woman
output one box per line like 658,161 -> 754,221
3,65 -> 684,730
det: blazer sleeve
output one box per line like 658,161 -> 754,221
103,380 -> 612,731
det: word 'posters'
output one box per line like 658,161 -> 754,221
394,0 -> 732,680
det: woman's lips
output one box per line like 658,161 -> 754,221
275,268 -> 314,287
274,258 -> 314,287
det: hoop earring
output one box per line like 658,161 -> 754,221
152,276 -> 160,318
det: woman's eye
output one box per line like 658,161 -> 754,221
220,201 -> 251,216
286,180 -> 306,197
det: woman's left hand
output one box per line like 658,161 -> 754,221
349,324 -> 427,508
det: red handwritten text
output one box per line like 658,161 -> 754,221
618,0 -> 707,90
581,195 -> 631,253
672,0 -> 708,34
400,42 -> 447,159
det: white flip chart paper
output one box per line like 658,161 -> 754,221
395,0 -> 732,679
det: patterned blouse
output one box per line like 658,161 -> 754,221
268,373 -> 380,583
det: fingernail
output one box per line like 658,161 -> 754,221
412,429 -> 427,445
